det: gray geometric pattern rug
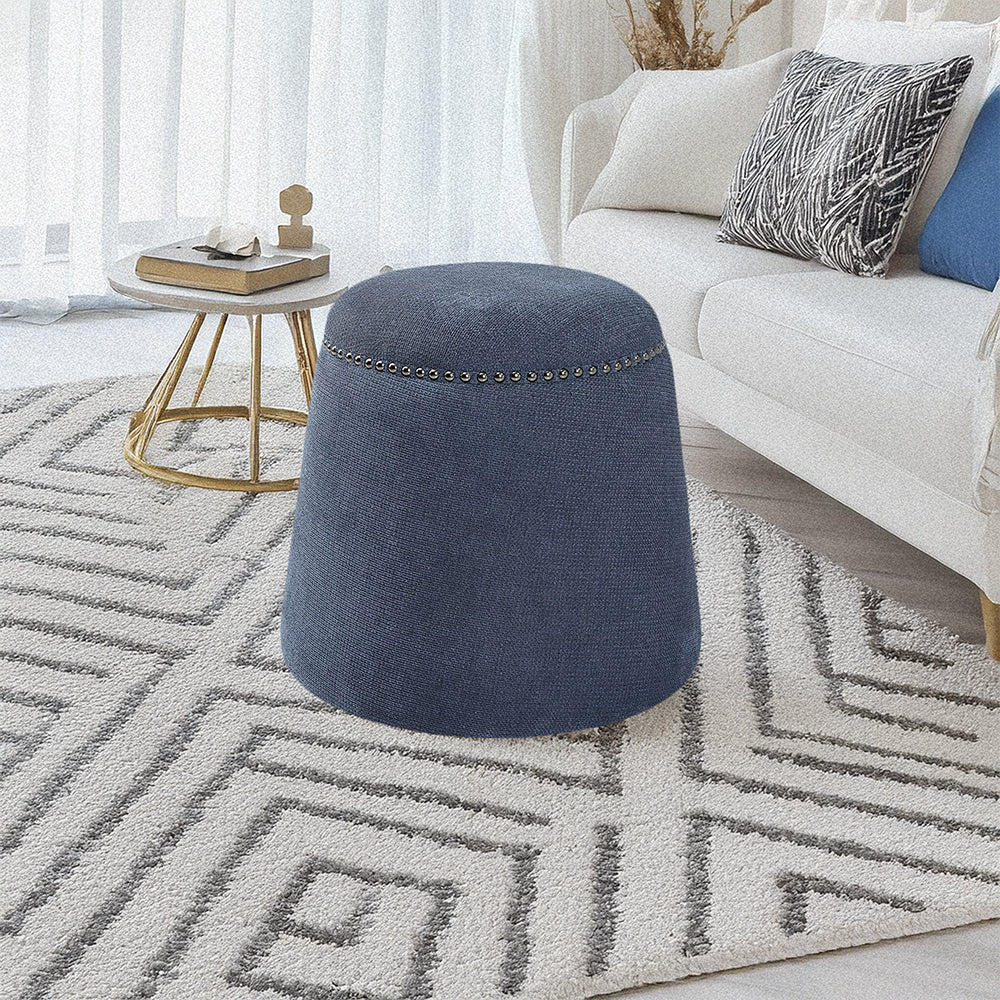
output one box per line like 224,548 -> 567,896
2,371 -> 1000,1000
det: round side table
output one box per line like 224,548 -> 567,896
107,257 -> 351,492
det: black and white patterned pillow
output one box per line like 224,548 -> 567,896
718,49 -> 974,277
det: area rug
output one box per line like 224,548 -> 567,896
1,371 -> 999,1000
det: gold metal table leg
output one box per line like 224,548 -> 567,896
285,311 -> 313,407
190,313 -> 228,406
133,312 -> 206,457
123,310 -> 310,493
249,314 -> 263,483
299,309 -> 318,370
138,321 -> 199,412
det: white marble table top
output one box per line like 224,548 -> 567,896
107,250 -> 354,316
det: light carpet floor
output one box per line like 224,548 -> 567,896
1,371 -> 999,1000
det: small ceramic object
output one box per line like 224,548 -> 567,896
200,223 -> 260,257
278,185 -> 314,249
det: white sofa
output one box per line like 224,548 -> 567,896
559,47 -> 1000,653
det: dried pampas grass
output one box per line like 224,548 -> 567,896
610,0 -> 776,70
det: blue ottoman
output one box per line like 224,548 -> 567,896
281,262 -> 700,737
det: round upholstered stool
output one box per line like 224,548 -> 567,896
281,262 -> 700,737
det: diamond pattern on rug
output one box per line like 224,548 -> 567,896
0,372 -> 998,1000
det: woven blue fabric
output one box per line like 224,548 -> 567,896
281,262 -> 700,737
919,86 -> 1000,291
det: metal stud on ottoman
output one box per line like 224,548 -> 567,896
281,262 -> 701,737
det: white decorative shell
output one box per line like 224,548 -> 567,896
202,223 -> 261,257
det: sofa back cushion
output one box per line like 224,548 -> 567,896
988,28 -> 1000,94
581,49 -> 794,219
816,17 -> 996,253
718,50 -> 973,278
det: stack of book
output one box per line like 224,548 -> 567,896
135,238 -> 330,295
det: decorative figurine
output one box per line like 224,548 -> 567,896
278,184 -> 314,249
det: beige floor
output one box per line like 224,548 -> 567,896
2,311 -> 998,998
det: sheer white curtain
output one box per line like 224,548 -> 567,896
0,0 -> 631,321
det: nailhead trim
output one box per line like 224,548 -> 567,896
323,339 -> 666,385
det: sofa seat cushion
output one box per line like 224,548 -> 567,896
562,209 -> 825,357
697,258 -> 995,501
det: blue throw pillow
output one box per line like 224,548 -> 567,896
919,86 -> 1000,291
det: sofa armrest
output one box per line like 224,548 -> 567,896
975,289 -> 1000,511
560,72 -> 643,239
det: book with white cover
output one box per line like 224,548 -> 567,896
136,239 -> 330,295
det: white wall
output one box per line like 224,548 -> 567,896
937,0 -> 1000,19
732,0 -> 1000,65
734,0 -> 827,62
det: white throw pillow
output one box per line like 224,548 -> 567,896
582,49 -> 795,219
816,17 -> 996,252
